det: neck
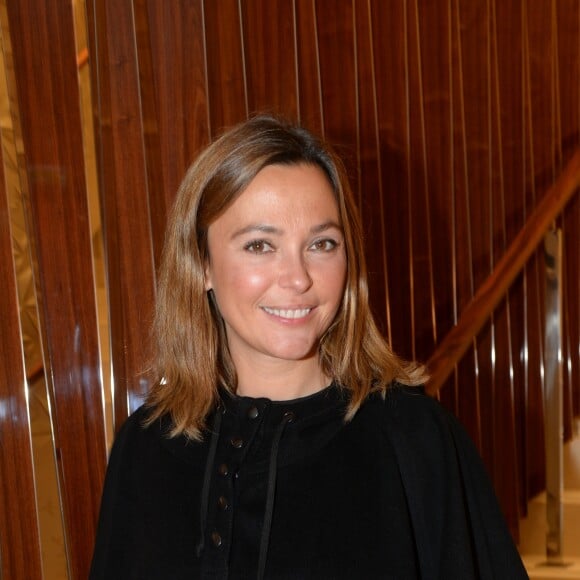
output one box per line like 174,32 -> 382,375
233,355 -> 329,400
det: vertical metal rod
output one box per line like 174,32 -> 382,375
543,228 -> 564,564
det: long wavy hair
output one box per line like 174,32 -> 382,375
145,114 -> 425,439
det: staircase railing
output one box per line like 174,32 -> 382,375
425,149 -> 580,564
426,149 -> 580,395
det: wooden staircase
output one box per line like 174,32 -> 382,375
422,151 -> 580,575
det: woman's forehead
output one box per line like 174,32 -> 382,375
209,164 -> 341,233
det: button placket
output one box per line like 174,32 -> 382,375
204,399 -> 267,564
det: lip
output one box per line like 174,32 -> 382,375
260,306 -> 315,321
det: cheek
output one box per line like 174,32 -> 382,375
214,262 -> 271,297
329,277 -> 347,310
318,258 -> 347,297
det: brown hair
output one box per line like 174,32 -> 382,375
145,114 -> 425,438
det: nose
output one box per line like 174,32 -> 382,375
278,252 -> 313,292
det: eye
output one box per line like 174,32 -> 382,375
244,239 -> 274,253
309,238 -> 339,252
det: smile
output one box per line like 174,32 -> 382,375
261,307 -> 312,319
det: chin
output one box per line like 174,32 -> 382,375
266,345 -> 319,362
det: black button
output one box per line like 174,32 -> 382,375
230,437 -> 244,449
247,406 -> 259,419
218,496 -> 229,510
283,411 -> 295,423
218,463 -> 229,476
211,531 -> 222,547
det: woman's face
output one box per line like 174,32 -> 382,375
205,163 -> 347,372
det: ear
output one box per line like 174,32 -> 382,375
204,260 -> 213,291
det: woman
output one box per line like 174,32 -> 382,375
90,115 -> 527,579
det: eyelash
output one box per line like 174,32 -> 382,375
243,238 -> 340,254
309,238 -> 339,252
243,240 -> 274,253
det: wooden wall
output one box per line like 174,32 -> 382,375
0,1 -> 579,578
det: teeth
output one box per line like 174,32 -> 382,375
262,307 -> 312,319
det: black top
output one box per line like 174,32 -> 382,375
90,384 -> 528,579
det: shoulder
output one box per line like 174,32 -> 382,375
106,405 -> 178,469
379,382 -> 460,442
380,384 -> 489,473
108,405 -> 207,470
383,382 -> 449,418
368,383 -> 490,503
110,405 -> 161,450
104,406 -> 159,472
371,384 -> 462,474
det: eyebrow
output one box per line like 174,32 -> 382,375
230,224 -> 280,239
310,220 -> 343,234
230,221 -> 343,239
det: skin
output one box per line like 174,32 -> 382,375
205,163 -> 347,400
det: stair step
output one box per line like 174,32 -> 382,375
520,435 -> 580,577
519,490 -> 580,558
523,555 -> 580,579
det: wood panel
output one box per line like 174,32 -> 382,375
556,0 -> 580,431
527,0 -> 556,192
563,193 -> 580,419
495,0 -> 528,513
372,0 -> 414,359
353,1 -> 389,335
5,1 -> 107,577
203,0 -> 248,134
447,0 -> 481,442
132,0 -> 166,267
489,0 -> 520,534
139,0 -> 210,231
458,0 -> 496,481
521,1 -> 545,498
0,98 -> 42,580
240,0 -> 298,118
294,0 -> 324,134
416,0 -> 454,355
316,0 -> 358,175
405,0 -> 437,363
86,0 -> 157,430
556,0 -> 580,428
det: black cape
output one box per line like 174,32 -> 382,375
90,384 -> 528,579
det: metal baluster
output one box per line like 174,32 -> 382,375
543,228 -> 565,565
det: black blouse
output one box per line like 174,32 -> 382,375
90,384 -> 527,579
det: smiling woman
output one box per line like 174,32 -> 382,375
90,115 -> 527,580
143,114 -> 424,440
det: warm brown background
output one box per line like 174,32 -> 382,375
0,1 -> 578,578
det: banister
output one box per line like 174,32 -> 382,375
426,149 -> 580,395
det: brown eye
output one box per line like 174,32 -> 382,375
310,238 -> 338,252
244,240 -> 273,253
